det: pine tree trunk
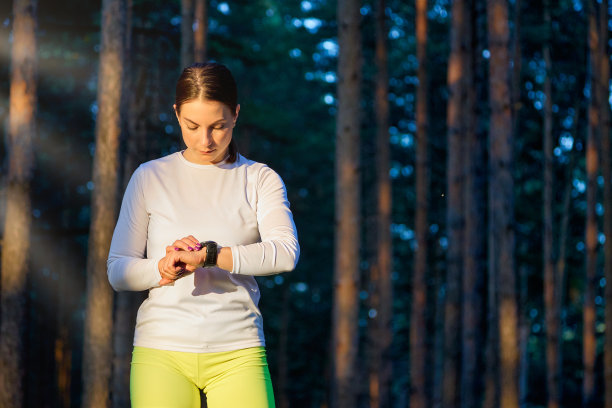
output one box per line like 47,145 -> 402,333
488,0 -> 519,407
600,1 -> 612,406
369,0 -> 392,406
432,255 -> 446,408
410,0 -> 428,407
194,0 -> 207,61
82,0 -> 125,406
542,2 -> 561,406
583,2 -> 600,406
181,0 -> 194,69
112,1 -> 137,404
0,1 -> 37,406
461,3 -> 484,408
444,0 -> 467,404
332,0 -> 362,406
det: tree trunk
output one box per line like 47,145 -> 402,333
331,0 -> 361,406
0,1 -> 37,406
488,0 -> 519,407
444,0 -> 467,404
583,2 -> 600,407
554,103 -> 579,407
369,0 -> 392,406
461,2 -> 484,408
599,1 -> 612,406
431,251 -> 445,408
410,0 -> 428,407
82,0 -> 125,406
194,0 -> 208,61
181,0 -> 194,69
542,2 -> 561,406
112,1 -> 137,405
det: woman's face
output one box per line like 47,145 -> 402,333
174,99 -> 239,165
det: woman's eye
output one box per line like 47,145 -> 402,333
187,127 -> 198,131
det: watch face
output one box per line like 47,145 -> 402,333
203,241 -> 218,266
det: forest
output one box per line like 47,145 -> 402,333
0,0 -> 611,407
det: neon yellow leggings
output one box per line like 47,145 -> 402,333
130,346 -> 275,408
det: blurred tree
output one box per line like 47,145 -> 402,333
194,0 -> 207,61
331,0 -> 362,406
542,1 -> 562,407
461,1 -> 484,408
368,0 -> 392,407
444,0 -> 467,404
583,1 -> 601,406
181,0 -> 194,69
601,0 -> 612,406
0,0 -> 37,406
82,0 -> 125,406
111,0 -> 141,405
488,0 -> 519,407
410,0 -> 428,407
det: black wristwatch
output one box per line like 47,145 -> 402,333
201,241 -> 219,267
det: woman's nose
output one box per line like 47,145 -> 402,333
200,129 -> 213,145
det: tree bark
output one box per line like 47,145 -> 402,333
82,0 -> 125,406
583,2 -> 600,407
461,2 -> 484,408
331,0 -> 361,407
369,0 -> 392,406
410,0 -> 428,407
600,1 -> 612,407
488,0 -> 519,407
444,0 -> 467,404
181,0 -> 194,69
542,2 -> 561,406
0,0 -> 37,406
194,0 -> 208,61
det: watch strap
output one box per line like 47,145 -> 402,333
201,241 -> 218,267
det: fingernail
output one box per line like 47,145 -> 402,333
188,247 -> 194,251
174,247 -> 180,251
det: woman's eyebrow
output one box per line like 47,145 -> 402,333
184,117 -> 226,126
184,117 -> 200,126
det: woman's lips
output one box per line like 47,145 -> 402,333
200,149 -> 215,154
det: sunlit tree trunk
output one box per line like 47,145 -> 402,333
111,1 -> 137,405
368,0 -> 392,407
0,1 -> 37,406
488,0 -> 519,407
461,2 -> 484,408
583,2 -> 600,407
194,0 -> 208,61
331,0 -> 361,406
82,0 -> 125,406
181,0 -> 194,69
444,0 -> 467,404
409,0 -> 428,407
600,1 -> 612,407
542,2 -> 561,407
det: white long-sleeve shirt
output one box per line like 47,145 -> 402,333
107,151 -> 300,353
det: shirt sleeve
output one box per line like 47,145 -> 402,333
107,166 -> 162,291
230,166 -> 300,275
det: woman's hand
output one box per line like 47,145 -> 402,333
158,236 -> 205,286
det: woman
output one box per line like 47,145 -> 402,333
107,62 -> 299,408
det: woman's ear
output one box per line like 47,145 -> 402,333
234,104 -> 241,123
173,104 -> 180,123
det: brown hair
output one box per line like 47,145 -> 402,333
175,62 -> 239,163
